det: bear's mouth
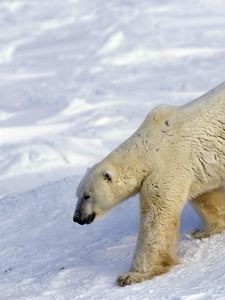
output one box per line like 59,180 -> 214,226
73,212 -> 96,225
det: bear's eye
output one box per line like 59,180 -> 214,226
83,194 -> 90,200
103,172 -> 112,182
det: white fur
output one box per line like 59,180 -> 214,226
75,82 -> 225,286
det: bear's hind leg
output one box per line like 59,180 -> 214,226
191,187 -> 225,239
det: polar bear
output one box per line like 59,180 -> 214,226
73,82 -> 225,286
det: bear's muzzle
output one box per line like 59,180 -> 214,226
73,210 -> 96,225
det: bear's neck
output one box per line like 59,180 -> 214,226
107,132 -> 150,188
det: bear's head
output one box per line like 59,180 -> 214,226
73,159 -> 138,225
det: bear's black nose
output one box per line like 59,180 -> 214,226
73,212 -> 96,225
73,211 -> 81,223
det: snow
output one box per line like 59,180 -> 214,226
1,0 -> 225,299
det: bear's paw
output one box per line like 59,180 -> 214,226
117,271 -> 153,287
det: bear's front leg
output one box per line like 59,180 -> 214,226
117,174 -> 189,286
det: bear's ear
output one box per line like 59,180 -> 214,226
103,171 -> 113,183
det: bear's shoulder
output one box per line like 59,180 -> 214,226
145,104 -> 178,125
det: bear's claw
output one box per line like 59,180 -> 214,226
117,272 -> 151,287
191,228 -> 225,239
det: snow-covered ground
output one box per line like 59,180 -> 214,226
1,0 -> 225,299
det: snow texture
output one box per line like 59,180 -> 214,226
1,0 -> 225,299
